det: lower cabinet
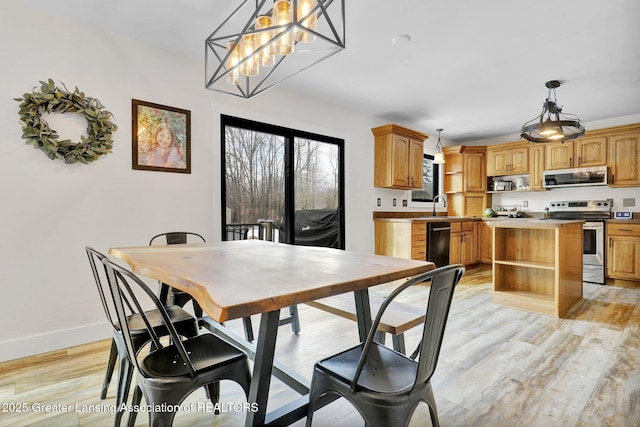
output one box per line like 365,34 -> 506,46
476,221 -> 493,264
450,221 -> 476,265
607,223 -> 640,282
374,220 -> 427,261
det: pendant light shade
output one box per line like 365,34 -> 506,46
205,0 -> 345,99
433,128 -> 446,164
521,80 -> 585,143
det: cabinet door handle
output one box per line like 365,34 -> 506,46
569,157 -> 573,167
578,156 -> 581,166
618,229 -> 634,232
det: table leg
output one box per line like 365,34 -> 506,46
354,289 -> 372,341
245,309 -> 281,427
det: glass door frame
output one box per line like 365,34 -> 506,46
221,115 -> 345,249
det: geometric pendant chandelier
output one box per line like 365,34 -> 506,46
205,0 -> 346,99
520,80 -> 585,143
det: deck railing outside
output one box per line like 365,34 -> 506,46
225,220 -> 278,242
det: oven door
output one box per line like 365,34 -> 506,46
583,221 -> 604,266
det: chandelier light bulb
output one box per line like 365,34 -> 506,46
296,0 -> 318,43
255,15 -> 277,67
225,41 -> 244,86
274,0 -> 295,55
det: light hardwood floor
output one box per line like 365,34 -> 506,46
1,265 -> 639,426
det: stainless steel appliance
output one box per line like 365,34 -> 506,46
549,199 -> 613,284
427,222 -> 451,267
543,165 -> 608,188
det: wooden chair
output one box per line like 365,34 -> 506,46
306,264 -> 465,427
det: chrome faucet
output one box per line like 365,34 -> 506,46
432,194 -> 447,216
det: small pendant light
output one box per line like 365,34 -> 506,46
433,128 -> 446,164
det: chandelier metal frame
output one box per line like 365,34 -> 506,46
520,80 -> 585,143
205,0 -> 345,99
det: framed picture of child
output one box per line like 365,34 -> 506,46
132,99 -> 191,173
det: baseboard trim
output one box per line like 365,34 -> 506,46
0,322 -> 111,363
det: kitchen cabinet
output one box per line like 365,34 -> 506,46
544,137 -> 607,170
374,220 -> 427,261
448,192 -> 489,218
490,220 -> 583,317
476,221 -> 493,264
450,221 -> 476,265
608,130 -> 640,187
444,145 -> 489,217
606,223 -> 640,282
529,145 -> 545,190
486,144 -> 528,176
372,124 -> 428,189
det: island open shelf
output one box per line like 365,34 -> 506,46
489,219 -> 584,318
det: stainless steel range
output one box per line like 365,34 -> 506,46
549,199 -> 613,284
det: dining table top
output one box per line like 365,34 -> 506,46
109,240 -> 434,322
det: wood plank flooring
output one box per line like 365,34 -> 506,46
1,265 -> 639,426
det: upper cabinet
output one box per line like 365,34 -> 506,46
372,124 -> 428,189
486,144 -> 528,176
609,128 -> 640,187
529,145 -> 545,190
544,136 -> 607,170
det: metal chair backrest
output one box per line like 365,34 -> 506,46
149,232 -> 205,246
351,264 -> 465,392
102,258 -> 199,379
85,247 -> 135,329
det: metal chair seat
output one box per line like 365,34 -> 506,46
140,334 -> 248,378
315,343 -> 418,394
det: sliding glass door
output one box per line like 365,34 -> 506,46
222,115 -> 345,249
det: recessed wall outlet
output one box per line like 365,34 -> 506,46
377,198 -> 381,207
523,201 -> 528,208
623,198 -> 636,207
393,198 -> 397,206
402,199 -> 408,207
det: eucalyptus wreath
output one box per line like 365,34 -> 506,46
15,79 -> 117,164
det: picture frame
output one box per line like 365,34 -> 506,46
132,99 -> 191,173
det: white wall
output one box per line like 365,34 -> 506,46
0,1 -> 383,361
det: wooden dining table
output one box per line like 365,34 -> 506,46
109,240 -> 434,426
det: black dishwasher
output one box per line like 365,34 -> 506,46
427,222 -> 451,267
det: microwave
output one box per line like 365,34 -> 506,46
543,166 -> 608,188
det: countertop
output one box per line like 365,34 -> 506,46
487,219 -> 585,228
373,216 -> 480,223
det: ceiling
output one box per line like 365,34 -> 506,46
17,0 -> 640,142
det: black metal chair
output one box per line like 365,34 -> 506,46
306,264 -> 465,427
86,247 -> 199,427
149,232 -> 207,319
102,257 -> 252,427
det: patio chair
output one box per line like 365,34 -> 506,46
306,264 -> 465,427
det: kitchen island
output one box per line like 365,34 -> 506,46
487,219 -> 584,317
